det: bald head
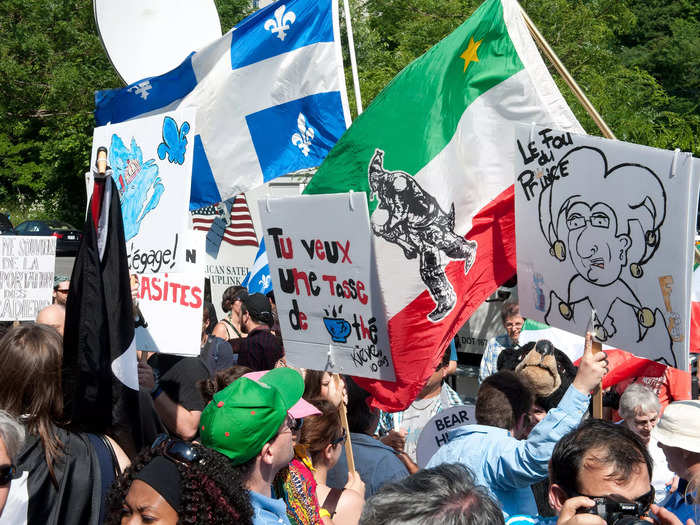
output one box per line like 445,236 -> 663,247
36,304 -> 66,337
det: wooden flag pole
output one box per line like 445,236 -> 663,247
518,5 -> 616,141
338,399 -> 356,472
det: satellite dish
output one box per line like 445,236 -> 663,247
94,0 -> 222,85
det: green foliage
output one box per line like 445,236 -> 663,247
0,0 -> 697,225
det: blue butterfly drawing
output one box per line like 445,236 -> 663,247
157,117 -> 190,165
109,134 -> 164,241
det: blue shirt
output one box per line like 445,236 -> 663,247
426,385 -> 590,519
326,432 -> 409,498
479,334 -> 515,383
250,490 -> 292,525
660,478 -> 699,524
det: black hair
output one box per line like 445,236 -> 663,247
104,442 -> 253,525
346,376 -> 374,434
550,419 -> 653,497
475,371 -> 533,430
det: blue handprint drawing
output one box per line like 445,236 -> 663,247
109,134 -> 164,241
157,116 -> 190,165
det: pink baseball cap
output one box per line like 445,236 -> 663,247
244,370 -> 321,418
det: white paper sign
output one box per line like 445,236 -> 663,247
0,236 -> 55,321
515,125 -> 699,370
133,231 -> 205,356
416,404 -> 476,468
90,109 -> 195,274
259,192 -> 395,380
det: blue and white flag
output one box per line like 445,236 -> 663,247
242,239 -> 273,295
95,0 -> 351,209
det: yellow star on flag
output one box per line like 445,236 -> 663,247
460,36 -> 482,73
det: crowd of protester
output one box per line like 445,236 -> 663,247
0,290 -> 696,524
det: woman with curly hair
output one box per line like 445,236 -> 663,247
212,286 -> 248,343
105,436 -> 253,524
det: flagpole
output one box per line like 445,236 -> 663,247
518,4 -> 616,140
342,0 -> 363,115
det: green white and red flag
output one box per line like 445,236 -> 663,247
305,0 -> 584,410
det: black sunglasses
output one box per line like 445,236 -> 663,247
0,464 -> 17,485
330,429 -> 347,446
151,434 -> 201,466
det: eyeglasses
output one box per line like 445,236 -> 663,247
289,416 -> 303,433
330,429 -> 347,446
0,464 -> 17,485
151,434 -> 201,466
55,288 -> 69,294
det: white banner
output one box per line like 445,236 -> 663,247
0,236 -> 55,321
134,230 -> 205,356
90,109 -> 195,274
259,192 -> 395,380
515,125 -> 699,370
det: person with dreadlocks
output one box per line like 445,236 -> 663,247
105,436 -> 253,524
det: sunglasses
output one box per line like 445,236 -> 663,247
330,429 -> 347,446
55,288 -> 69,294
0,464 -> 17,485
151,434 -> 201,466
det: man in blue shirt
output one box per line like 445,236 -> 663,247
199,368 -> 320,525
427,335 -> 606,519
507,419 -> 688,525
479,301 -> 523,383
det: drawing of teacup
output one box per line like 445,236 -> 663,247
323,317 -> 352,343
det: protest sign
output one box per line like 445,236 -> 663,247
515,125 -> 699,370
0,236 -> 55,321
90,109 -> 195,274
259,192 -> 395,380
134,230 -> 205,356
416,404 -> 475,468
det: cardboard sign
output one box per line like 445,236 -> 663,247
416,404 -> 476,468
515,125 -> 699,370
90,109 -> 195,274
133,230 -> 205,356
259,192 -> 395,380
0,236 -> 55,321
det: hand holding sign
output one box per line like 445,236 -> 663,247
572,332 -> 608,395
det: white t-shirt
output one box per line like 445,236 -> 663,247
649,435 -> 676,503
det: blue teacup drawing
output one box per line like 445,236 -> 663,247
323,317 -> 351,343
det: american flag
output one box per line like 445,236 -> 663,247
191,194 -> 259,248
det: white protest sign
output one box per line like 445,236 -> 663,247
515,125 -> 699,370
259,192 -> 395,380
416,404 -> 475,468
0,236 -> 55,321
134,230 -> 205,356
90,109 -> 195,274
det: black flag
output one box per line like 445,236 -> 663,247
63,174 -> 147,457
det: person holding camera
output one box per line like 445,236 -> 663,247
237,293 -> 285,372
506,419 -> 694,525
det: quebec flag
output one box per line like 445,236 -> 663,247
242,239 -> 272,295
95,0 -> 351,209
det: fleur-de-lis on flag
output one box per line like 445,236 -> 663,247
259,274 -> 272,291
264,5 -> 296,41
291,113 -> 314,156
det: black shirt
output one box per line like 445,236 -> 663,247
152,355 -> 210,412
237,327 -> 283,371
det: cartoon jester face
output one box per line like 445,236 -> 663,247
565,201 -> 631,286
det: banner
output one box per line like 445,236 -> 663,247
90,109 -> 195,274
260,192 -> 395,380
0,236 -> 55,321
515,125 -> 699,370
134,230 -> 205,356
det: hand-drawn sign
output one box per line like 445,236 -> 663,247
515,125 -> 698,370
416,404 -> 475,468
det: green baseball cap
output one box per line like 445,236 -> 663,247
199,368 -> 305,465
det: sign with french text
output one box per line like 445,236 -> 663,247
0,236 -> 55,321
515,125 -> 699,370
259,192 -> 395,380
90,109 -> 195,274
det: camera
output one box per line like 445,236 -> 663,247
576,496 -> 648,525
